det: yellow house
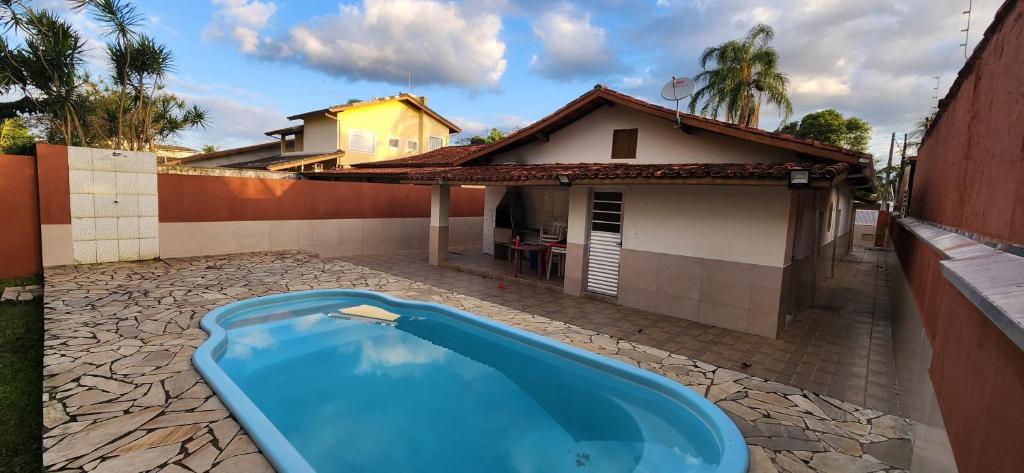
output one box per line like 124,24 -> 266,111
265,94 -> 461,168
174,93 -> 460,172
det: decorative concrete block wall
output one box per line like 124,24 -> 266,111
67,146 -> 159,264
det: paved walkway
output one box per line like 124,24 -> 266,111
42,251 -> 911,472
343,246 -> 901,414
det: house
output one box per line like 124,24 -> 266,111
153,144 -> 199,164
310,85 -> 874,339
175,93 -> 461,172
853,208 -> 879,246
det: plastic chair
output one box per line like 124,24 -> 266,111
546,244 -> 567,279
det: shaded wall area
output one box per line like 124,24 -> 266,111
157,172 -> 484,258
890,2 -> 1024,472
0,154 -> 41,278
909,0 -> 1024,243
158,174 -> 483,222
890,224 -> 1023,472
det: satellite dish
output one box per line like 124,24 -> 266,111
661,76 -> 695,101
660,76 -> 695,127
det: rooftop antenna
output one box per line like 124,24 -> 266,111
660,76 -> 695,127
407,70 -> 412,92
931,76 -> 941,109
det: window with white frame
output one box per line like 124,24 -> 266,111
407,139 -> 418,152
428,136 -> 444,151
388,137 -> 400,149
349,129 -> 375,153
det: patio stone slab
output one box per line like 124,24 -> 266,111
43,250 -> 913,472
1,283 -> 42,301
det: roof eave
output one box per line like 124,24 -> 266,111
451,87 -> 868,166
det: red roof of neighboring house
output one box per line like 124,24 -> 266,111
316,162 -> 849,185
352,145 -> 486,168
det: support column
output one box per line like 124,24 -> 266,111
429,183 -> 450,265
563,186 -> 589,296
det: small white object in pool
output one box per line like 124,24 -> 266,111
336,304 -> 400,322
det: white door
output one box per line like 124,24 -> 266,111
586,191 -> 623,296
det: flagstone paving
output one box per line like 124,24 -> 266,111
43,251 -> 912,472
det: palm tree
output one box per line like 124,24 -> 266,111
689,24 -> 793,128
0,0 -> 208,150
72,0 -> 141,146
0,8 -> 89,144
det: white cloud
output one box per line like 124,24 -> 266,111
354,334 -> 447,374
212,0 -> 277,28
530,3 -> 623,80
451,117 -> 489,136
632,0 -> 1000,148
622,76 -> 644,88
168,75 -> 290,149
207,0 -> 507,89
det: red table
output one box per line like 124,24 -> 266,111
510,242 -> 548,278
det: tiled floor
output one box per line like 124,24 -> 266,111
342,246 -> 901,414
445,248 -> 564,289
42,251 -> 912,472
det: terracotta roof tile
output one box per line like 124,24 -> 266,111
352,145 -> 486,168
449,86 -> 872,167
317,162 -> 848,184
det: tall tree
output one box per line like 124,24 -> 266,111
459,127 -> 507,145
0,0 -> 208,150
689,24 -> 793,128
779,109 -> 872,152
0,116 -> 35,154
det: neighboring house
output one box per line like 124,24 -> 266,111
853,208 -> 878,246
169,142 -> 285,168
312,85 -> 874,339
154,144 -> 199,164
176,93 -> 460,172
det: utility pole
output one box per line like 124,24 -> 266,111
885,132 -> 895,211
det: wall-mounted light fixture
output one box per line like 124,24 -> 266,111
436,178 -> 447,186
788,168 -> 810,189
556,174 -> 571,186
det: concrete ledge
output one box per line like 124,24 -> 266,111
158,165 -> 301,180
899,217 -> 1024,350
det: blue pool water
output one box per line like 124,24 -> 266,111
194,290 -> 747,473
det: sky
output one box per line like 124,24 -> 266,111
44,0 -> 1000,159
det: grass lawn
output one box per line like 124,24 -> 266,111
0,293 -> 42,471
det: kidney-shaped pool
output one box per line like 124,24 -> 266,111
193,289 -> 748,473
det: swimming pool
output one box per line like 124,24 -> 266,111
193,289 -> 748,473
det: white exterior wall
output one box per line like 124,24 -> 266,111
566,186 -> 590,245
67,146 -> 159,264
298,115 -> 338,153
621,185 -> 793,267
482,186 -> 505,254
490,106 -> 798,165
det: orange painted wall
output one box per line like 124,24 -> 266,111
0,154 -> 42,278
910,1 -> 1024,244
895,3 -> 1024,471
890,224 -> 1024,472
35,144 -> 71,225
158,174 -> 484,223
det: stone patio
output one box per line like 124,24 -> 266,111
42,251 -> 912,472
